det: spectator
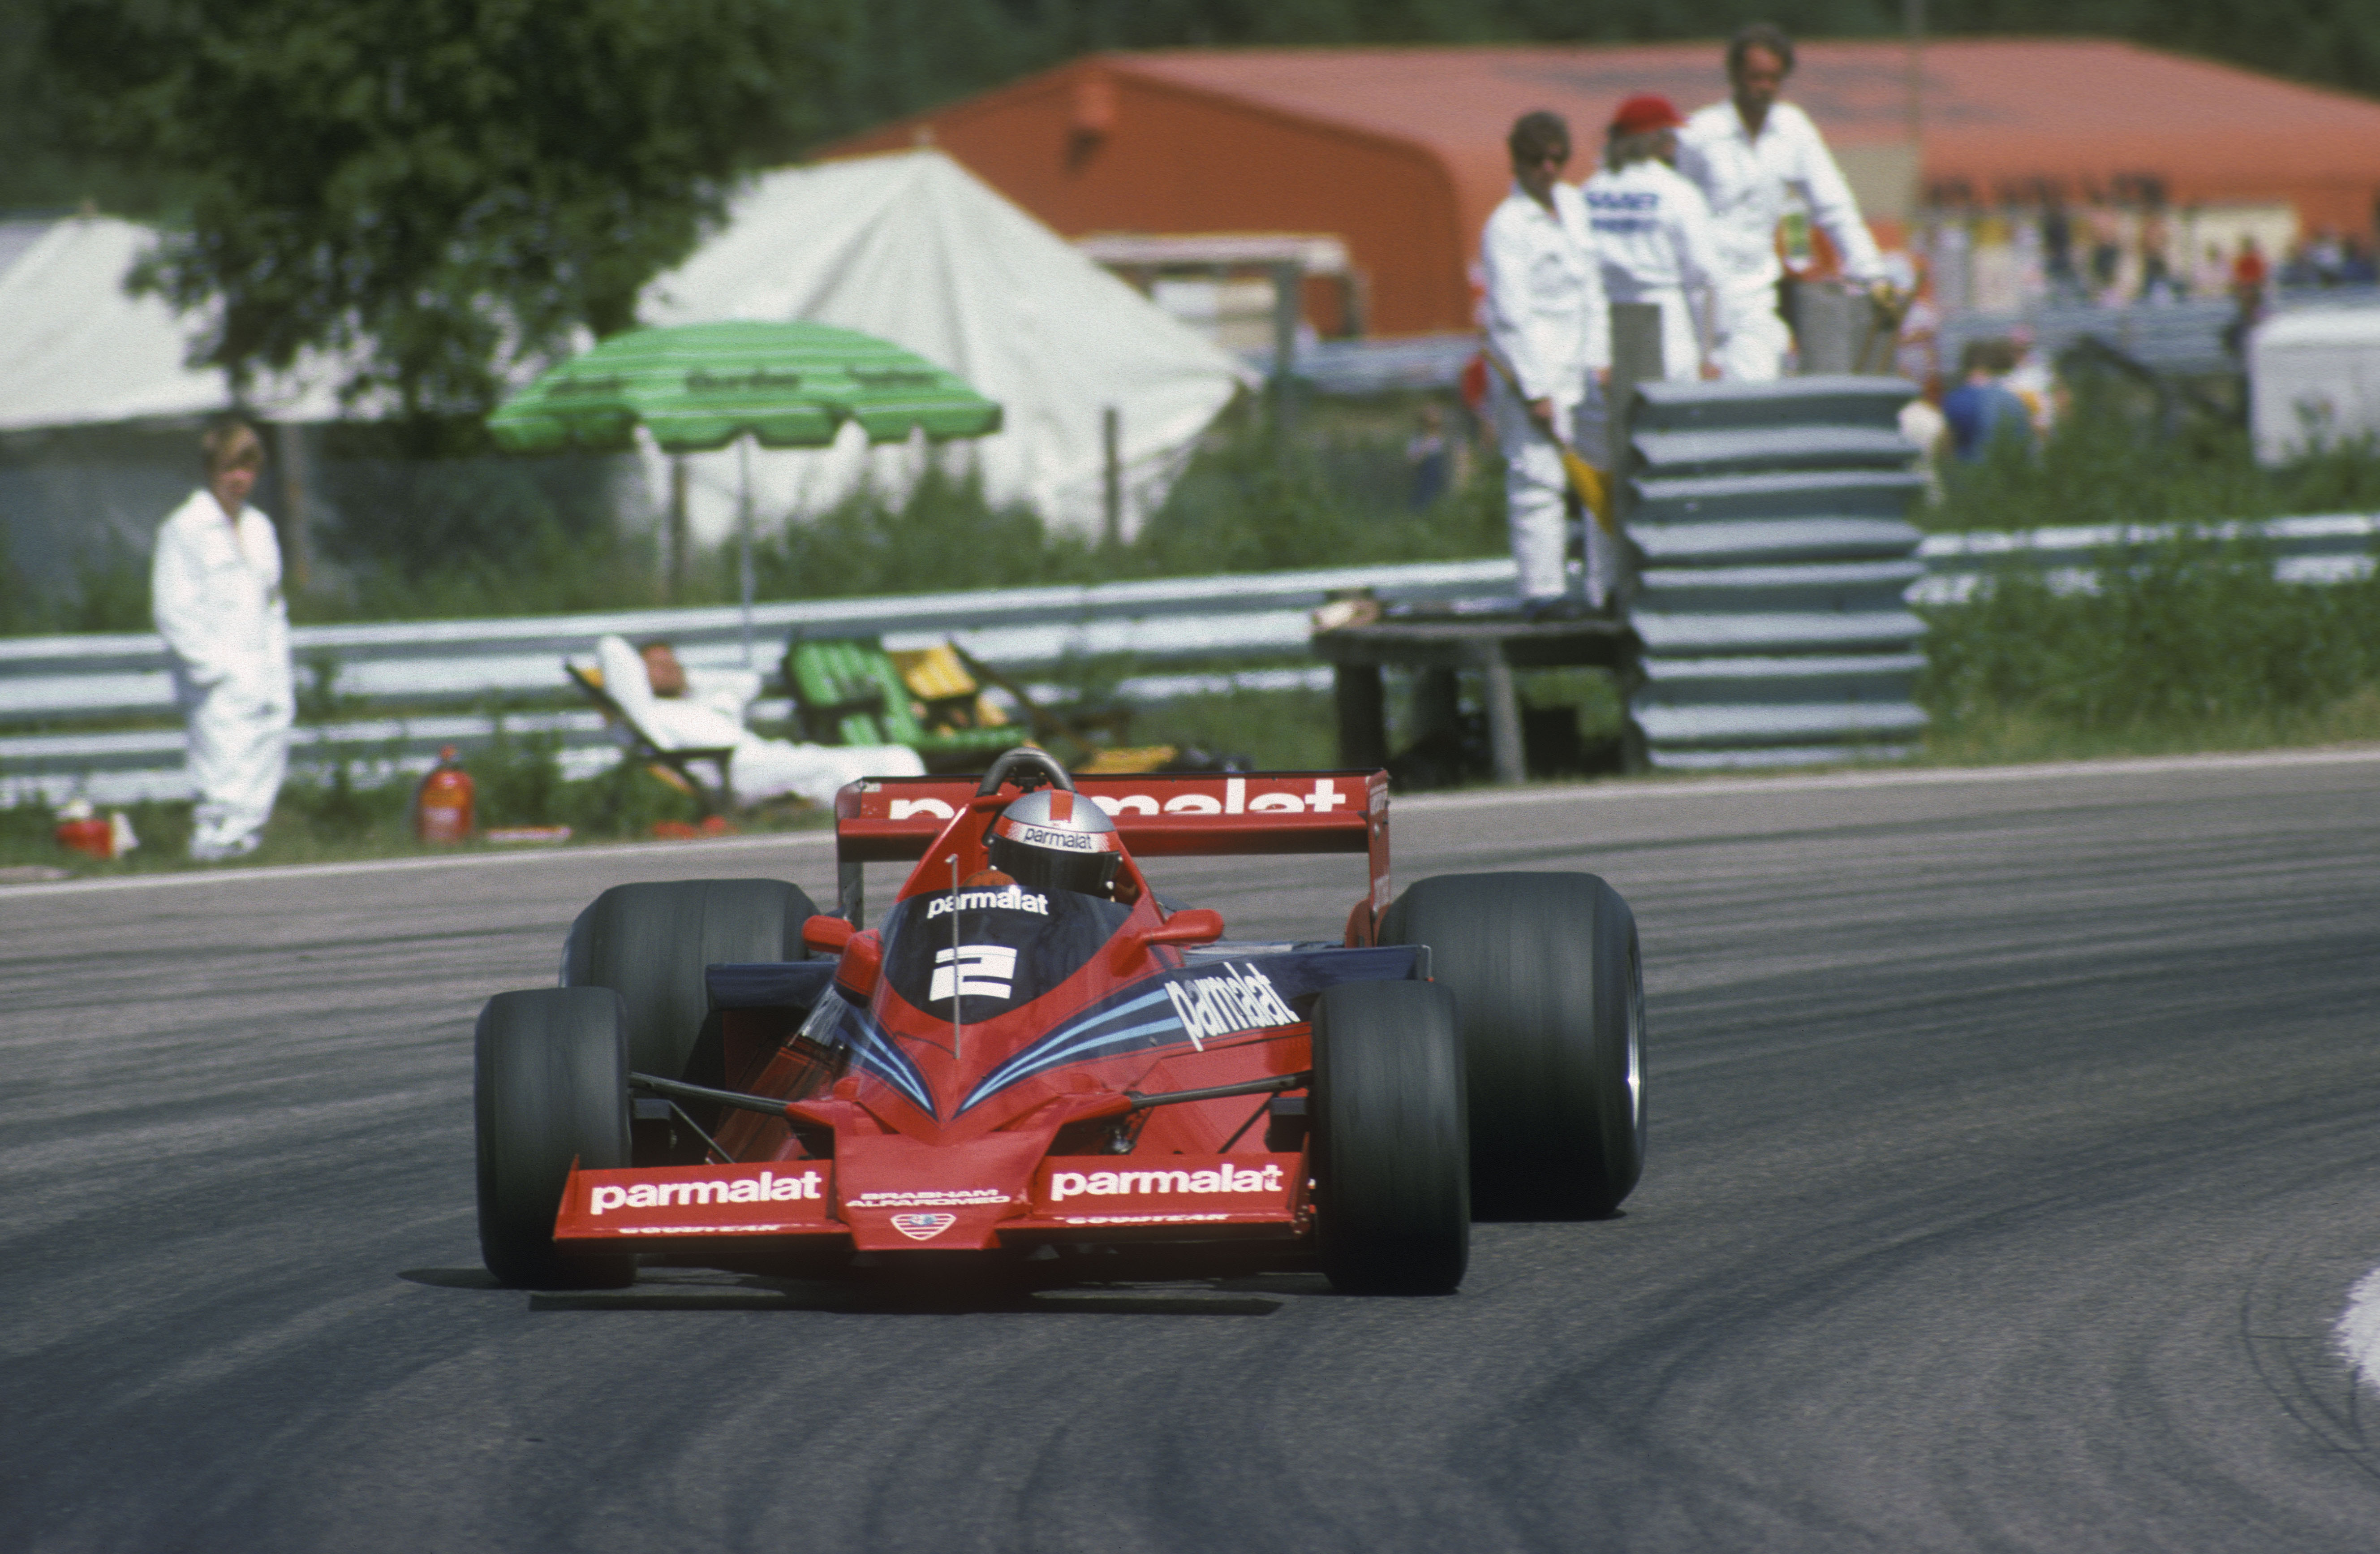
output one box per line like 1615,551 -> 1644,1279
2136,213 -> 2177,304
2040,200 -> 2080,302
2277,240 -> 2321,290
1940,339 -> 2035,463
2340,236 -> 2378,287
2191,242 -> 2230,301
1406,402 -> 1452,509
2231,237 -> 2270,309
1480,108 -> 1610,618
1581,93 -> 1723,384
1899,374 -> 1949,505
2086,201 -> 2124,303
595,635 -> 921,808
151,418 -> 293,861
1677,22 -> 1886,381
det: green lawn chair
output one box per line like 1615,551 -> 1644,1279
781,637 -> 1020,774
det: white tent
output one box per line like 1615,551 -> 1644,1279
638,149 -> 1248,544
0,216 -> 348,431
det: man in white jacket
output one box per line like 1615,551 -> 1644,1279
1580,94 -> 1724,385
1677,22 -> 1886,380
151,421 -> 294,861
1480,109 -> 1612,617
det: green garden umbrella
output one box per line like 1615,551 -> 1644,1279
489,319 -> 1002,660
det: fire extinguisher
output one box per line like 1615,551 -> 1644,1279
414,745 -> 475,844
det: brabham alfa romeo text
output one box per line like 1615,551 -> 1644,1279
588,1169 -> 822,1214
1048,1162 -> 1288,1201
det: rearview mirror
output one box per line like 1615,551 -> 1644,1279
1144,908 -> 1225,946
803,915 -> 855,955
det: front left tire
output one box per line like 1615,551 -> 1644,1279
475,986 -> 635,1289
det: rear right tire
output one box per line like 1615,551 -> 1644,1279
474,985 -> 635,1289
1379,872 -> 1646,1219
1311,979 -> 1470,1295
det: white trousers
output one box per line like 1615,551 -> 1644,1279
181,675 -> 293,859
1491,377 -> 1623,606
731,736 -> 924,808
1714,276 -> 1792,381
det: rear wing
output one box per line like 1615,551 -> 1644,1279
832,769 -> 1391,931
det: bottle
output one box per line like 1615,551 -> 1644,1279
414,745 -> 475,844
54,796 -> 114,859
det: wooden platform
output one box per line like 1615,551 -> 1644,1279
1310,616 -> 1633,783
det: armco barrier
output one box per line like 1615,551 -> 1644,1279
0,561 -> 1498,804
1911,514 -> 2379,604
1624,376 -> 1932,770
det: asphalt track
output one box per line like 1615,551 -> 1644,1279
5,750 -> 2380,1552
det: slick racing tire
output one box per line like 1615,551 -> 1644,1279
1380,872 -> 1646,1220
561,878 -> 819,1083
475,986 -> 635,1290
1311,979 -> 1469,1295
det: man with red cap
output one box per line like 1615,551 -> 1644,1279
1678,22 -> 1887,380
1579,93 -> 1722,391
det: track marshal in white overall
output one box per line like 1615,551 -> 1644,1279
1580,93 -> 1724,386
1480,109 -> 1613,617
151,419 -> 294,861
1677,22 -> 1885,381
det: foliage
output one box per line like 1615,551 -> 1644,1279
298,423 -> 653,619
0,529 -> 152,635
37,0 -> 843,420
20,3 -> 2380,223
1918,528 -> 2380,736
1927,376 -> 2380,535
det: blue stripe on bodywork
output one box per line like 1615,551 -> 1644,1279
955,945 -> 1425,1116
822,1000 -> 936,1117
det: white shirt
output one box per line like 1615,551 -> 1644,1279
1678,99 -> 1884,288
1480,180 -> 1608,402
1579,160 -> 1722,301
151,489 -> 292,697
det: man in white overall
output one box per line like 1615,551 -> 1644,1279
1480,110 -> 1612,618
151,419 -> 294,861
1580,94 -> 1724,387
1677,22 -> 1885,381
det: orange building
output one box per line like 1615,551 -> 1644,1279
824,39 -> 2380,337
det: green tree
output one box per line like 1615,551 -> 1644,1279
42,0 -> 843,425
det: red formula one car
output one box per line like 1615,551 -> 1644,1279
473,750 -> 1645,1295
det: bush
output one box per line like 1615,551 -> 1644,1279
1919,527 -> 2380,736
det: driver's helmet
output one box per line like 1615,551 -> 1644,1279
986,787 -> 1122,898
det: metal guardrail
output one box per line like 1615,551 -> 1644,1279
1912,514 -> 2379,603
0,561 -> 1497,804
6,492 -> 2370,804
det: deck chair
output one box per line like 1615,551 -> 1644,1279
564,651 -> 738,816
781,637 -> 1020,773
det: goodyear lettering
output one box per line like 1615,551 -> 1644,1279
1163,963 -> 1299,1050
1049,1162 -> 1287,1201
589,1169 -> 822,1215
926,885 -> 1048,919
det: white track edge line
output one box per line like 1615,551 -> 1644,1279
7,742 -> 2375,898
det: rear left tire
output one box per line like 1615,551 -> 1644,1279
560,878 -> 818,1083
